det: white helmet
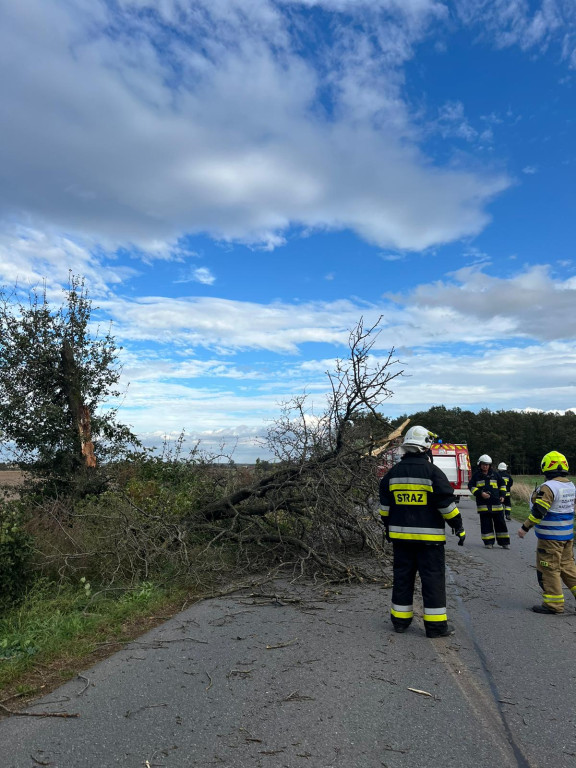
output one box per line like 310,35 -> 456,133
498,462 -> 507,471
478,454 -> 492,465
402,425 -> 436,453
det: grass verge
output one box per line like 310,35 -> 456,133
0,579 -> 195,707
510,501 -> 529,522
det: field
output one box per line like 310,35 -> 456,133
0,470 -> 25,500
511,475 -> 540,501
0,470 -> 25,487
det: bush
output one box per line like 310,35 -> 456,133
0,502 -> 32,609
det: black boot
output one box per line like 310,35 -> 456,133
426,624 -> 454,638
532,604 -> 563,615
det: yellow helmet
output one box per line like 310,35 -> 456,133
541,451 -> 569,474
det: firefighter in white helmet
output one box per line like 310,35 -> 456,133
497,462 -> 513,520
468,455 -> 509,548
379,426 -> 465,638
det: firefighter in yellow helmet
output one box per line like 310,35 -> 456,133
379,426 -> 465,638
518,451 -> 576,614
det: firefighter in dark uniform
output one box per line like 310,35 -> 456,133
379,426 -> 466,638
498,462 -> 513,520
468,455 -> 510,548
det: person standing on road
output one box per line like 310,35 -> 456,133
468,455 -> 510,548
379,426 -> 466,638
517,451 -> 576,615
498,462 -> 514,521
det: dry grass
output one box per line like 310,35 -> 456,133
511,475 -> 540,504
0,469 -> 25,488
0,469 -> 26,501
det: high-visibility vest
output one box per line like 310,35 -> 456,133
531,479 -> 576,541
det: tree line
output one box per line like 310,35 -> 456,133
391,405 -> 576,475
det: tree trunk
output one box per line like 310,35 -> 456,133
61,339 -> 97,468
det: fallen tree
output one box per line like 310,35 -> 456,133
181,316 -> 404,580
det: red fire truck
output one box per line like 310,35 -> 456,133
377,439 -> 471,500
429,441 -> 472,499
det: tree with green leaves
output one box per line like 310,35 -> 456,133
0,275 -> 139,497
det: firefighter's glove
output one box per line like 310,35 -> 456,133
383,527 -> 391,544
455,528 -> 466,546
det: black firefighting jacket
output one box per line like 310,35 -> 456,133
499,470 -> 513,496
468,467 -> 505,513
379,453 -> 463,544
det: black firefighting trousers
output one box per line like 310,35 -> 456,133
390,542 -> 448,636
479,511 -> 510,546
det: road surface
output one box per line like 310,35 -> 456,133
2,498 -> 576,768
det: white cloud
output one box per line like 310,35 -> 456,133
391,340 -> 576,412
393,263 -> 576,342
104,292 -> 507,354
105,295 -> 372,352
113,332 -> 576,460
379,252 -> 405,262
61,255 -> 576,460
84,259 -> 574,359
175,267 -> 216,285
0,226 -> 135,298
4,231 -> 573,364
435,101 -> 479,142
0,0 -> 508,253
455,0 -> 576,59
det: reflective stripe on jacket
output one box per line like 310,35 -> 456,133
379,452 -> 462,543
500,470 -> 513,495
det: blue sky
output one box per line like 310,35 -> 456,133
1,0 -> 576,461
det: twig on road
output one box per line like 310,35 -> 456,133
282,690 -> 315,702
134,637 -> 208,646
370,675 -> 397,685
0,703 -> 79,718
407,687 -> 433,698
227,668 -> 254,678
382,744 -> 409,754
266,638 -> 298,649
76,674 -> 90,696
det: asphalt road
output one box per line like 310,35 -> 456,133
2,498 -> 576,768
